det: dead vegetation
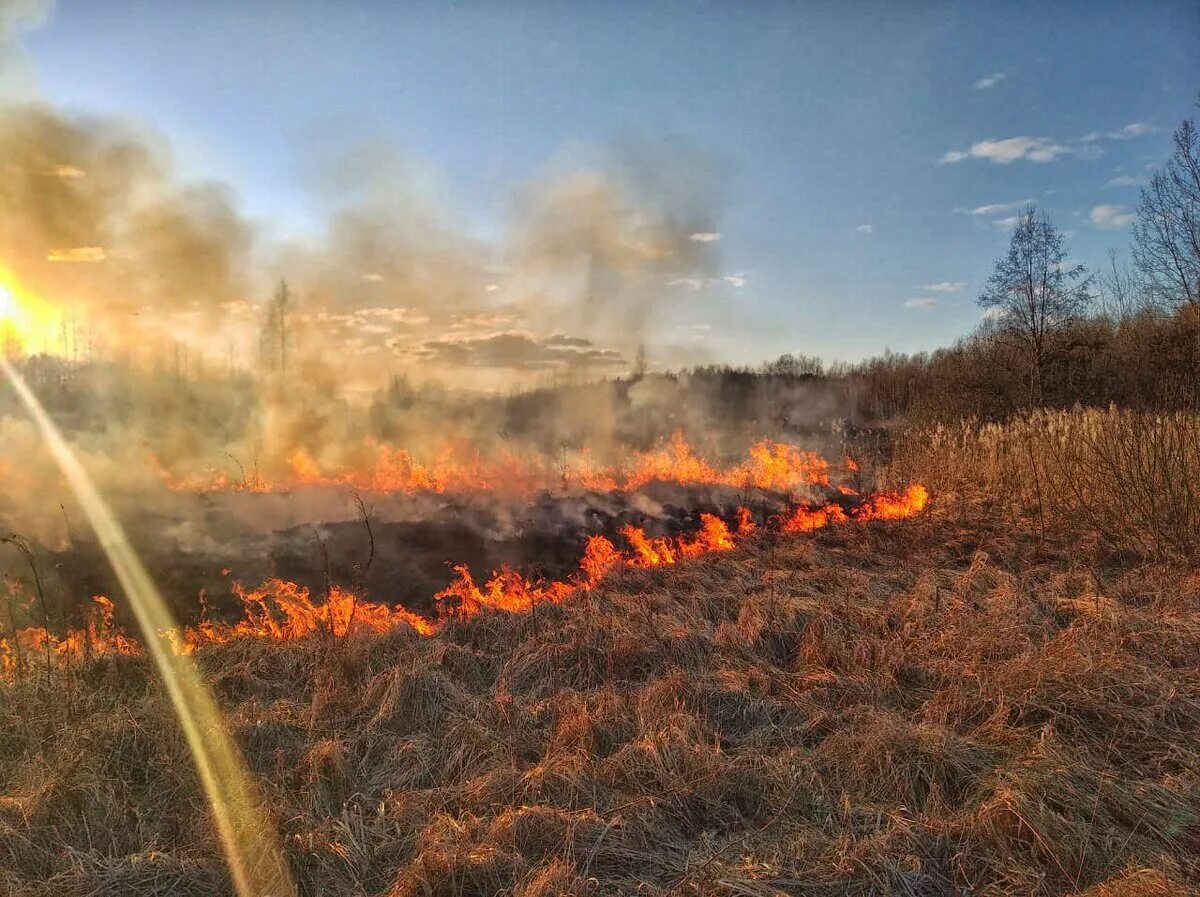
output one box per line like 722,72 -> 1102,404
891,408 -> 1200,563
1,489 -> 1198,896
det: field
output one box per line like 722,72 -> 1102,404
2,413 -> 1198,896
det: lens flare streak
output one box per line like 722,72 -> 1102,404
0,358 -> 295,897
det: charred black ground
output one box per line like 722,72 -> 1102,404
33,481 -> 862,625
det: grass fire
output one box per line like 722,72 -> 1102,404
2,3 -> 1200,896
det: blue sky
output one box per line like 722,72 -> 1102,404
12,0 -> 1200,366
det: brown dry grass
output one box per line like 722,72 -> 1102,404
1,495 -> 1199,895
890,409 -> 1200,562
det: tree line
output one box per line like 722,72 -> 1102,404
823,102 -> 1200,424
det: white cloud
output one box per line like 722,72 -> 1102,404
667,272 -> 748,289
855,223 -> 873,234
1104,174 -> 1148,188
941,123 -> 1153,168
942,136 -> 1072,165
1081,123 -> 1154,143
922,281 -> 967,292
689,232 -> 721,242
993,216 -> 1021,230
973,72 -> 1006,89
904,298 -> 938,310
982,306 -> 1009,321
956,199 -> 1034,216
1090,204 -> 1136,229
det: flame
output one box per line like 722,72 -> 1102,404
3,477 -> 930,672
161,433 -> 836,498
736,506 -> 756,535
170,579 -> 435,652
1,595 -> 138,677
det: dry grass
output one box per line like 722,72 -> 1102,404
1,500 -> 1199,895
891,408 -> 1200,562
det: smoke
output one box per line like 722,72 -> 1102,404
0,3 -> 860,592
504,139 -> 726,349
0,102 -> 258,362
0,1 -> 45,107
0,0 -> 49,55
0,0 -> 733,389
266,137 -> 726,389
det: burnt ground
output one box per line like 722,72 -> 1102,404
23,481 -> 856,627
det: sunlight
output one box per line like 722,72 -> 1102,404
0,266 -> 60,355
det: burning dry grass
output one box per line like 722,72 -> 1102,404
158,433 -> 836,498
1,504 -> 1198,896
0,483 -> 928,670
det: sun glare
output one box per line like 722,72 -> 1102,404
0,266 -> 61,353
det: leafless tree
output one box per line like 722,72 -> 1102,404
978,205 -> 1092,406
259,279 -> 292,376
1097,249 -> 1147,320
1132,111 -> 1200,307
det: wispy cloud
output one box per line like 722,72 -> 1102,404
904,298 -> 938,310
689,232 -> 721,242
973,71 -> 1006,90
1090,204 -> 1136,229
667,272 -> 748,289
992,216 -> 1021,230
941,123 -> 1154,166
1104,174 -> 1148,188
855,223 -> 873,234
941,136 -> 1070,165
922,281 -> 967,292
667,277 -> 706,289
1081,123 -> 1154,143
955,199 -> 1034,216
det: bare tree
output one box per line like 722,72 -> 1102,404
1097,248 -> 1146,320
1132,112 -> 1200,306
978,205 -> 1092,406
761,352 -> 824,379
259,279 -> 292,376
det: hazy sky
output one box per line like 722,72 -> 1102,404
9,0 -> 1200,365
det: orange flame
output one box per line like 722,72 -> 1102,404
160,433 -> 837,498
2,476 -> 930,678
